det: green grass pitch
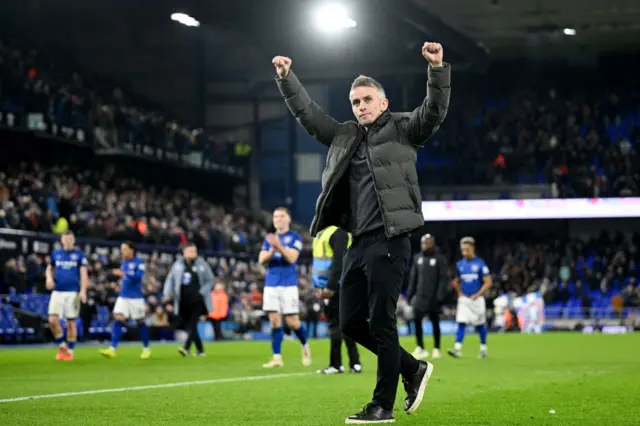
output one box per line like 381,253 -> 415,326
0,333 -> 638,425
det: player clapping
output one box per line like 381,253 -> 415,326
259,207 -> 311,368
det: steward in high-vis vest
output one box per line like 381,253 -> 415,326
312,226 -> 361,374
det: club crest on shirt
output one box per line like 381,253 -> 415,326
417,257 -> 423,265
472,264 -> 479,272
71,254 -> 78,261
430,258 -> 436,266
283,236 -> 292,245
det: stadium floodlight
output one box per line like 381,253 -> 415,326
563,28 -> 576,36
171,12 -> 200,28
313,4 -> 357,33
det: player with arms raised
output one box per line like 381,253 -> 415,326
448,237 -> 492,359
100,241 -> 151,359
259,207 -> 311,368
46,231 -> 89,361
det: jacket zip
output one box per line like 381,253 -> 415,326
364,135 -> 390,239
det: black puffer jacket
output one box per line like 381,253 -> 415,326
276,65 -> 451,238
407,248 -> 449,313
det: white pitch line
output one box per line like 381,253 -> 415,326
0,372 -> 312,404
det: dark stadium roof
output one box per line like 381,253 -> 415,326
3,0 -> 638,123
410,0 -> 640,59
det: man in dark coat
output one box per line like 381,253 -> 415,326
407,234 -> 449,360
273,41 -> 451,424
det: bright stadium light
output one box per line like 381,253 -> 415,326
171,12 -> 200,28
313,4 -> 357,33
563,28 -> 576,36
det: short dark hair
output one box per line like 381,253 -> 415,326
182,242 -> 197,251
351,75 -> 386,98
122,241 -> 136,251
62,230 -> 74,237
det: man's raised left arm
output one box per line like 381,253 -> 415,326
406,42 -> 451,146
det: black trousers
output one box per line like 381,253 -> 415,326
326,294 -> 360,369
340,230 -> 419,410
180,297 -> 207,353
209,318 -> 223,341
414,310 -> 441,350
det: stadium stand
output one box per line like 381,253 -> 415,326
0,37 -> 250,176
0,162 -> 268,253
1,35 -> 639,343
413,61 -> 640,193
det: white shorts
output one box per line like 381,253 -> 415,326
456,296 -> 487,326
262,286 -> 300,315
48,291 -> 80,319
113,297 -> 146,320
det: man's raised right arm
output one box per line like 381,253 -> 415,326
273,56 -> 340,146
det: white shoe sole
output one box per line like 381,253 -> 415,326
412,352 -> 428,360
345,418 -> 395,424
406,362 -> 434,415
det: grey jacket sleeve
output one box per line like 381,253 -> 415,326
276,70 -> 341,146
163,263 -> 177,298
405,64 -> 451,147
200,259 -> 215,293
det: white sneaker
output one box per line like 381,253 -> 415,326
411,347 -> 429,360
431,349 -> 442,359
350,364 -> 362,373
262,355 -> 284,368
302,344 -> 312,367
317,366 -> 344,374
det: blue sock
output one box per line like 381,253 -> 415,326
138,322 -> 150,349
476,324 -> 488,345
67,341 -> 76,350
54,334 -> 66,346
293,324 -> 308,346
456,323 -> 467,344
271,327 -> 284,355
110,320 -> 124,349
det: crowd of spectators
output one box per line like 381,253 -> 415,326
0,162 -> 274,254
0,37 -> 250,164
416,65 -> 640,196
427,230 -> 640,315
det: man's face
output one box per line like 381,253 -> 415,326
273,209 -> 290,231
422,237 -> 434,252
61,234 -> 75,250
349,85 -> 388,126
120,244 -> 133,260
183,246 -> 197,261
461,243 -> 475,259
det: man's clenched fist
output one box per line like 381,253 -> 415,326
422,42 -> 443,67
272,56 -> 292,78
